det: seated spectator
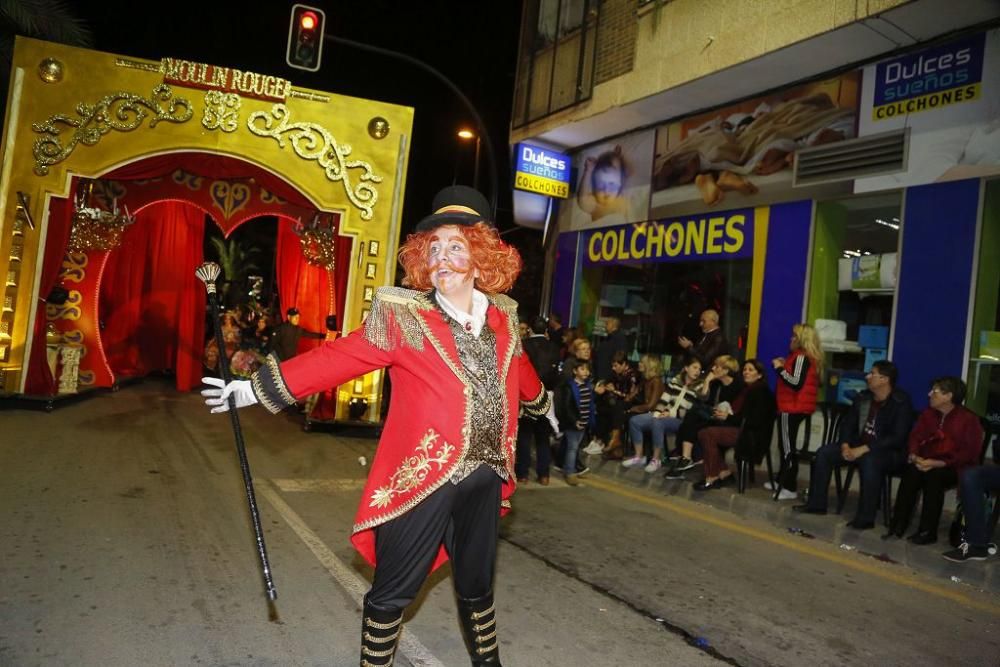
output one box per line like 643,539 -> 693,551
943,450 -> 1000,562
622,355 -> 704,473
664,354 -> 743,478
794,360 -> 915,530
884,377 -> 983,544
589,351 -> 639,458
692,359 -> 775,490
615,354 -> 665,465
554,360 -> 598,486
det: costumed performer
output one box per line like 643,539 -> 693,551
202,185 -> 549,667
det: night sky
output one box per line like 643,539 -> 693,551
64,0 -> 544,315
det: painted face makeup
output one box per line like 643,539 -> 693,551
427,225 -> 475,298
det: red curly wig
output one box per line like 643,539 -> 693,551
397,222 -> 522,294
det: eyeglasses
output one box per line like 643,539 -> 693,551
866,371 -> 884,378
929,387 -> 950,395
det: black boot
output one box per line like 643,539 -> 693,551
456,591 -> 502,665
360,597 -> 403,667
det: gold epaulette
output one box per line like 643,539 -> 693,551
363,287 -> 433,352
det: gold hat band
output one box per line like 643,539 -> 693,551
433,204 -> 480,216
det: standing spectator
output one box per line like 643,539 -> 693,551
624,355 -> 704,473
794,360 -> 914,530
678,309 -> 730,368
270,307 -> 325,361
692,359 -> 775,490
518,319 -> 530,339
555,360 -> 597,486
561,337 -> 593,381
548,313 -> 565,353
769,323 -> 823,500
517,317 -> 562,485
594,316 -> 628,381
664,354 -> 743,478
885,377 -> 983,544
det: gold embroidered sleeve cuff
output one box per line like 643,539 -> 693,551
521,386 -> 550,417
251,353 -> 297,414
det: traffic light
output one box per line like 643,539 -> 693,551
286,4 -> 325,72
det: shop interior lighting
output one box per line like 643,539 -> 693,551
875,217 -> 900,230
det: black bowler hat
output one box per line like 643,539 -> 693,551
415,185 -> 493,232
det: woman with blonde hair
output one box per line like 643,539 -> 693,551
619,353 -> 665,467
769,323 -> 823,500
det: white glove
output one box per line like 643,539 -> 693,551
201,377 -> 258,413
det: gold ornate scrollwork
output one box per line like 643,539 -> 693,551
202,90 -> 240,132
31,84 -> 193,175
247,104 -> 382,220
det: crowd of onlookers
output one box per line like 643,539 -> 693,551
518,310 -> 999,564
202,305 -> 326,378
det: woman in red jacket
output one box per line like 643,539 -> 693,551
770,323 -> 822,500
884,376 -> 983,544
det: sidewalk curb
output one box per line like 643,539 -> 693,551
583,453 -> 999,595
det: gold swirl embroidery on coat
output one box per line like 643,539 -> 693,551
370,429 -> 455,509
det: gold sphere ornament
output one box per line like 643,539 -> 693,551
367,117 -> 390,140
38,58 -> 64,83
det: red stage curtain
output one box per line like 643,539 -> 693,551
24,189 -> 76,395
100,202 -> 205,391
276,218 -> 328,354
103,152 -> 314,208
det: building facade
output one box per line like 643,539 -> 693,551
509,0 -> 1000,419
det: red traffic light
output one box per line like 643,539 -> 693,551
286,4 -> 325,72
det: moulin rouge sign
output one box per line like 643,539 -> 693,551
161,57 -> 293,102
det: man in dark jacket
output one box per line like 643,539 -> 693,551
269,307 -> 325,361
794,360 -> 915,529
678,309 -> 729,368
594,316 -> 628,381
516,317 -> 562,484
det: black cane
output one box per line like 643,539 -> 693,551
195,262 -> 278,606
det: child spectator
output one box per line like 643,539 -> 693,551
555,360 -> 598,486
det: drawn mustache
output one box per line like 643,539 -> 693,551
431,260 -> 471,275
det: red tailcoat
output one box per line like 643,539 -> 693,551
252,287 -> 548,570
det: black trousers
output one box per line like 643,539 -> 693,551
367,465 -> 501,610
890,464 -> 958,536
516,415 -> 552,479
777,412 -> 809,492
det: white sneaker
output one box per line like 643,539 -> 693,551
763,481 -> 776,491
621,455 -> 645,468
776,488 -> 798,501
644,459 -> 662,473
583,441 -> 604,455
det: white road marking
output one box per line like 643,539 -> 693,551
258,481 -> 446,667
272,478 -> 367,493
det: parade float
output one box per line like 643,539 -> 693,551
0,37 -> 413,422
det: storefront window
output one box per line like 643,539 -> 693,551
578,258 -> 752,370
808,193 -> 901,401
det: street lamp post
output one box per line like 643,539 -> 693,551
457,128 -> 481,192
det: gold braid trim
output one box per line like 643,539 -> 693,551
521,385 -> 550,417
250,353 -> 297,414
363,287 -> 431,352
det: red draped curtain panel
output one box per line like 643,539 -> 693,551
99,202 -> 205,391
24,189 -> 76,396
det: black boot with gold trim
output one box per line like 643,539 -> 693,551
360,597 -> 403,667
456,592 -> 502,665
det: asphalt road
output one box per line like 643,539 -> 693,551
1,380 -> 997,666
